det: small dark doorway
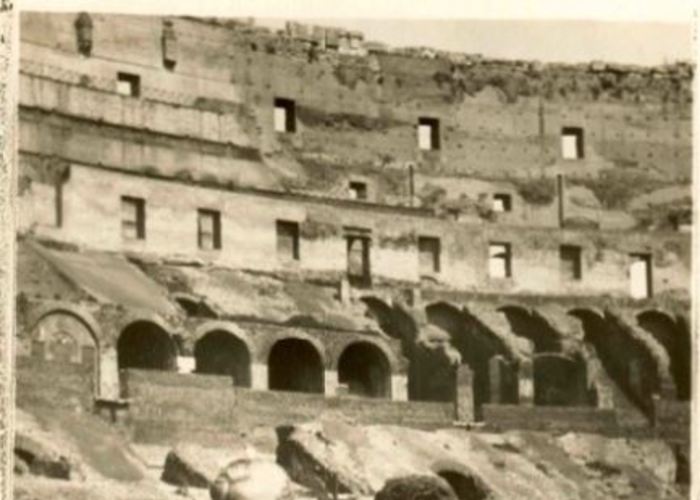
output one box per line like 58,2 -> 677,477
117,321 -> 176,371
194,330 -> 251,387
338,342 -> 391,398
268,338 -> 324,393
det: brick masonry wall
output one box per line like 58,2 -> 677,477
482,404 -> 623,435
122,369 -> 454,446
20,162 -> 690,298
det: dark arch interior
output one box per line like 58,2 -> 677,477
498,306 -> 561,353
338,342 -> 391,398
194,330 -> 251,387
117,321 -> 176,371
571,310 -> 659,416
638,311 -> 691,400
533,354 -> 588,406
437,470 -> 489,500
268,338 -> 324,393
426,303 -> 517,418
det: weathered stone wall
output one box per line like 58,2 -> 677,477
19,12 -> 693,212
122,369 -> 454,446
20,161 -> 690,299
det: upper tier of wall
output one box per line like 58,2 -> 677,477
20,13 -> 693,194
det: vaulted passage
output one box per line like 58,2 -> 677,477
426,303 -> 516,418
117,321 -> 176,371
637,311 -> 691,400
570,310 -> 659,416
194,330 -> 251,387
533,353 -> 587,406
498,306 -> 561,354
268,338 -> 324,393
338,342 -> 391,398
437,470 -> 489,500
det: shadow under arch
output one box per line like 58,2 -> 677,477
637,309 -> 691,400
569,308 -> 659,417
425,301 -> 517,418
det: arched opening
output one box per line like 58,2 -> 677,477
498,306 -> 561,354
638,311 -> 691,400
117,321 -> 177,371
194,330 -> 251,387
570,309 -> 659,417
268,338 -> 324,393
436,471 -> 489,500
426,303 -> 516,418
533,353 -> 587,406
338,342 -> 391,398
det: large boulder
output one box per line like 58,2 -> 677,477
375,475 -> 458,500
14,432 -> 72,480
161,444 -> 234,488
210,457 -> 294,500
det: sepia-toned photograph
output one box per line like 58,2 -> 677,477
7,3 -> 695,499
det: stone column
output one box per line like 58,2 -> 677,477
489,356 -> 504,404
251,362 -> 268,391
324,369 -> 339,397
176,356 -> 195,374
454,365 -> 474,423
518,360 -> 534,406
391,374 -> 408,401
99,348 -> 120,400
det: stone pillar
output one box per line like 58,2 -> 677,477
454,365 -> 474,423
251,363 -> 268,391
177,356 -> 195,374
391,374 -> 408,401
518,360 -> 534,406
325,369 -> 339,397
338,278 -> 351,305
99,348 -> 120,400
489,356 -> 504,404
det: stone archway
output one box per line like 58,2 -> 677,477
117,320 -> 177,371
637,310 -> 691,400
268,338 -> 324,394
337,342 -> 391,398
194,330 -> 252,387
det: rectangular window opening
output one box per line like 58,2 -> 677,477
346,234 -> 371,286
198,209 -> 222,250
629,253 -> 652,299
560,245 -> 582,281
492,193 -> 513,213
276,220 -> 300,261
121,196 -> 145,240
116,72 -> 141,97
418,117 -> 440,150
489,242 -> 512,279
274,97 -> 297,133
348,181 -> 368,200
561,126 -> 584,159
418,236 -> 441,274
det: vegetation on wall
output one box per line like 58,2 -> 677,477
568,169 -> 665,210
512,176 -> 557,205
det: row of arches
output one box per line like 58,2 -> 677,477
117,322 -> 393,398
361,296 -> 690,419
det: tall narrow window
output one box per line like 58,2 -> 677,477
276,220 -> 300,261
560,245 -> 582,280
489,243 -> 512,279
561,127 -> 584,159
346,234 -> 371,286
629,253 -> 652,299
116,72 -> 141,97
418,236 -> 441,274
274,98 -> 296,133
418,117 -> 440,150
121,196 -> 145,240
198,209 -> 221,250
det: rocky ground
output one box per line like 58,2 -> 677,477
13,406 -> 686,500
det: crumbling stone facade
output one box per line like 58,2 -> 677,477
15,12 -> 692,445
